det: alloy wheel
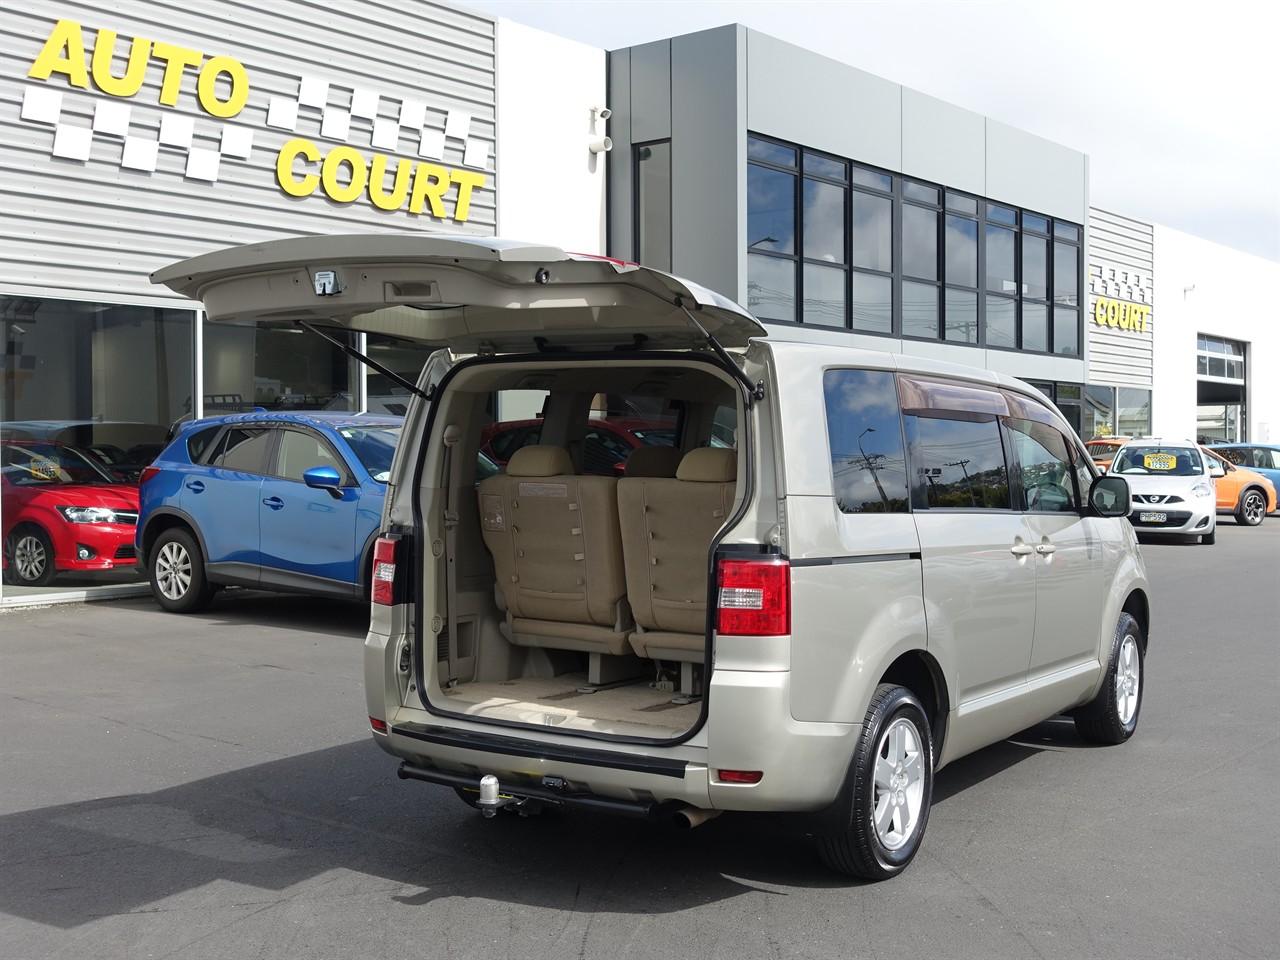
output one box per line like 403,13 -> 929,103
1243,492 -> 1266,525
13,535 -> 47,583
156,541 -> 193,600
871,716 -> 925,850
1114,634 -> 1141,726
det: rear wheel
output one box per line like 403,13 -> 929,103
5,525 -> 56,586
817,684 -> 934,881
149,527 -> 214,613
1074,612 -> 1144,745
1236,489 -> 1266,526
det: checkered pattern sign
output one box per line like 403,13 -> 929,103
265,74 -> 488,170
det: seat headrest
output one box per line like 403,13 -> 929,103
625,446 -> 684,478
676,447 -> 737,483
507,445 -> 574,478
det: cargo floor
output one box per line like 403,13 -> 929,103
437,674 -> 699,737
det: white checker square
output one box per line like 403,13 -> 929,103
320,107 -> 350,141
463,138 -> 488,170
350,87 -> 379,120
220,125 -> 254,159
266,96 -> 299,131
417,128 -> 445,160
121,135 -> 159,172
21,86 -> 63,124
298,76 -> 329,108
185,147 -> 221,182
93,100 -> 132,137
159,114 -> 194,149
444,109 -> 471,141
51,123 -> 92,162
371,117 -> 400,151
398,98 -> 426,130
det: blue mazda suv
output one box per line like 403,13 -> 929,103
136,412 -> 402,612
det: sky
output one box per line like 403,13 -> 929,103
466,0 -> 1280,262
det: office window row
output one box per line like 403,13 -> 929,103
747,133 -> 1082,356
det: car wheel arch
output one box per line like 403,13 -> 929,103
1121,588 -> 1150,651
142,509 -> 209,567
878,648 -> 950,763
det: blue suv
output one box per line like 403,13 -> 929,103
137,412 -> 402,612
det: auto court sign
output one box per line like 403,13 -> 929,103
1093,296 -> 1151,334
19,18 -> 487,222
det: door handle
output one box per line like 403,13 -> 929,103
262,496 -> 285,510
185,480 -> 205,493
1034,542 -> 1057,555
1010,540 -> 1034,557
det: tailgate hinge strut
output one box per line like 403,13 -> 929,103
676,301 -> 764,405
294,320 -> 431,401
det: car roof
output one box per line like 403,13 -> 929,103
1118,437 -> 1199,447
1209,442 -> 1278,449
188,411 -> 403,430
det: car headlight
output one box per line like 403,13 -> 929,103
57,505 -> 119,523
1191,481 -> 1213,499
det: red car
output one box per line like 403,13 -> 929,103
1,440 -> 140,587
480,417 -> 679,476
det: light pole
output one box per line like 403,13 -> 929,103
857,427 -> 891,509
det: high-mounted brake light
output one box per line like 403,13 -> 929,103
371,536 -> 399,606
716,557 -> 790,637
139,466 -> 161,485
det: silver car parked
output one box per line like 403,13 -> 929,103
154,235 -> 1150,881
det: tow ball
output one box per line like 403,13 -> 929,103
476,774 -> 549,818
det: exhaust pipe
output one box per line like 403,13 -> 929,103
673,806 -> 721,829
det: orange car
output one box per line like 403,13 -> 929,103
1084,436 -> 1129,473
1201,446 -> 1277,526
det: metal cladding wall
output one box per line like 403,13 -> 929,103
2,1 -> 496,304
1087,208 -> 1154,388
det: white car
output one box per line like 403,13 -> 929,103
1110,438 -> 1218,544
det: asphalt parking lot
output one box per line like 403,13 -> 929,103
2,522 -> 1278,960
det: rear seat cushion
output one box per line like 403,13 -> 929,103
617,447 -> 737,650
478,445 -> 629,652
624,446 -> 683,478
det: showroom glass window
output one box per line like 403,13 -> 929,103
634,140 -> 672,271
901,181 -> 940,339
203,323 -> 359,413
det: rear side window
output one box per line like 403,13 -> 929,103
904,414 -> 1010,509
823,369 -> 909,513
186,426 -> 221,463
212,427 -> 273,474
1006,419 -> 1079,513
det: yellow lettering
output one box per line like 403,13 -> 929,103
90,29 -> 151,97
1094,299 -> 1107,325
1140,306 -> 1151,333
450,169 -> 486,222
276,138 -> 320,197
321,146 -> 367,203
196,54 -> 249,118
367,154 -> 412,211
1121,303 -> 1133,330
408,162 -> 450,218
1106,300 -> 1119,328
151,41 -> 203,106
28,19 -> 88,88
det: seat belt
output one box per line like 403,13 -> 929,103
441,424 -> 462,685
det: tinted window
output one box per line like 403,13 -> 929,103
1022,234 -> 1048,299
901,281 -> 938,339
803,263 -> 846,327
903,181 -> 939,205
747,253 -> 795,323
944,215 -> 977,286
583,429 -> 634,475
1113,446 -> 1203,477
902,204 -> 938,281
985,295 -> 1016,349
339,425 -> 400,481
945,192 -> 977,216
276,430 -> 345,481
944,289 -> 978,344
1007,419 -> 1079,513
214,428 -> 273,474
1023,303 -> 1049,353
804,152 -> 845,179
186,425 -> 222,463
852,167 -> 892,192
851,192 -> 892,271
1053,242 -> 1079,306
823,370 -> 909,513
1,441 -> 118,486
748,136 -> 795,167
904,415 -> 1010,510
851,272 -> 892,333
986,225 -> 1016,294
488,424 -> 542,462
803,178 -> 846,262
748,165 -> 795,254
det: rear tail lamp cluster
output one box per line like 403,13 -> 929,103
139,466 -> 161,486
716,557 -> 790,637
371,535 -> 400,606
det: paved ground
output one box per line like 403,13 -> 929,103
2,521 -> 1278,960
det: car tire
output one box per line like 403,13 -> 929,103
4,525 -> 56,587
816,684 -> 934,881
1202,527 -> 1216,545
149,527 -> 214,613
1074,612 -> 1144,745
1235,488 -> 1267,526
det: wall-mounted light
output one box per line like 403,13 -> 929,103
592,106 -> 612,122
588,136 -> 613,155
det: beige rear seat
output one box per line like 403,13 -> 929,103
478,445 -> 630,655
617,447 -> 737,663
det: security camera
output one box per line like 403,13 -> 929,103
592,105 -> 612,121
588,136 -> 613,154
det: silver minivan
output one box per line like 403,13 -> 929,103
155,235 -> 1149,880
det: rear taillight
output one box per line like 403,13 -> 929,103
716,769 -> 763,784
369,716 -> 388,735
139,466 -> 161,485
716,557 -> 790,636
371,535 -> 399,606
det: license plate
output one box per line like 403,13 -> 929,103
1139,511 -> 1167,523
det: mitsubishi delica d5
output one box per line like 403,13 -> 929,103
154,235 -> 1150,881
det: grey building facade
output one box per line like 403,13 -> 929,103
608,26 -> 1093,431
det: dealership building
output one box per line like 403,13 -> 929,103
2,2 -> 1276,604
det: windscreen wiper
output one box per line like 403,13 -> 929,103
294,320 -> 431,401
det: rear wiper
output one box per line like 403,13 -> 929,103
294,320 -> 431,401
676,299 -> 765,404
